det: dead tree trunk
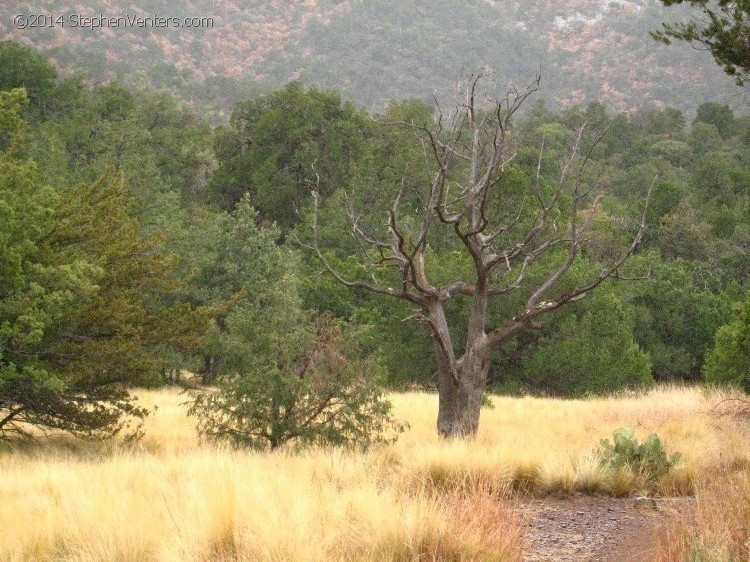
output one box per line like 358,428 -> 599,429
429,300 -> 489,437
435,349 -> 489,437
304,72 -> 653,439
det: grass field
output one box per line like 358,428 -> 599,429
1,386 -> 747,561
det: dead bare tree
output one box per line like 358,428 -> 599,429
303,73 -> 653,438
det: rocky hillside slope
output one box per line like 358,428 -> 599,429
3,0 -> 743,114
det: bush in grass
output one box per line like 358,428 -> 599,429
184,197 -> 404,450
598,427 -> 681,488
187,285 -> 405,451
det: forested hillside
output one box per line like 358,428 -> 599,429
2,0 -> 743,117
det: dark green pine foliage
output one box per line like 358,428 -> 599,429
207,81 -> 370,228
704,296 -> 750,392
0,89 -> 205,440
186,198 -> 401,450
0,41 -> 57,115
521,293 -> 653,396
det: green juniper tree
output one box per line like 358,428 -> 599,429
186,198 -> 401,450
0,89 -> 204,441
703,296 -> 750,391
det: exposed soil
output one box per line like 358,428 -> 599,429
516,496 -> 695,562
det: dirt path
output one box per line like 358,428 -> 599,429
516,496 -> 695,562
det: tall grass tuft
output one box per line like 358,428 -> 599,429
657,467 -> 750,561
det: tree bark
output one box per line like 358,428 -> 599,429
201,355 -> 216,385
436,362 -> 487,438
431,301 -> 490,438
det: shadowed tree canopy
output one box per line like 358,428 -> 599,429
0,41 -> 57,112
653,0 -> 750,86
207,81 -> 371,228
694,101 -> 738,139
703,295 -> 750,392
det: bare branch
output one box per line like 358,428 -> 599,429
298,189 -> 427,306
488,174 -> 657,350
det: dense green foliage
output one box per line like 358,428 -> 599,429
631,260 -> 732,381
187,310 -> 401,450
1,42 -> 748,441
703,297 -> 750,391
0,41 -> 57,114
522,294 -> 653,396
185,199 -> 401,450
0,88 -> 204,440
207,81 -> 369,226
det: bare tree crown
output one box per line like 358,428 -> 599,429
302,73 -> 653,435
306,74 -> 651,324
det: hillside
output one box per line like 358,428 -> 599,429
272,0 -> 742,112
2,1 -> 744,115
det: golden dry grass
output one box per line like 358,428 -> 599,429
655,399 -> 750,562
390,387 -> 747,497
657,468 -> 750,561
0,386 -> 747,561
